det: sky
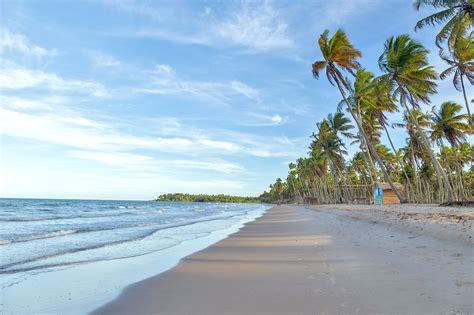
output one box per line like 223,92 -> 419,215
0,0 -> 470,200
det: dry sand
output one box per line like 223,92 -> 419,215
94,205 -> 473,315
312,204 -> 473,244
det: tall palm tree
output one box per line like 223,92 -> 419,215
439,30 -> 474,123
366,76 -> 417,195
352,70 -> 384,146
431,101 -> 471,146
326,111 -> 356,200
394,109 -> 434,160
344,69 -> 381,181
312,29 -> 406,202
312,120 -> 348,202
312,120 -> 347,171
414,0 -> 473,48
379,34 -> 455,202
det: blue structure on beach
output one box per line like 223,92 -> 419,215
374,182 -> 403,205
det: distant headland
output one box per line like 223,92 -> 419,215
155,193 -> 260,203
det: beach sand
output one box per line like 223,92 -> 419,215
94,205 -> 473,314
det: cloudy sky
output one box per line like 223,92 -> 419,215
0,0 -> 468,200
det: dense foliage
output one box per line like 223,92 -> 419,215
261,1 -> 473,204
156,193 -> 260,203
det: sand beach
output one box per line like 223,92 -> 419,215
94,205 -> 473,314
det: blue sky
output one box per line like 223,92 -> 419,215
0,0 -> 469,200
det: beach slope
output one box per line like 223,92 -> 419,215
94,205 -> 473,314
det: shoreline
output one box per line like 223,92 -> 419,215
0,204 -> 268,315
94,205 -> 473,314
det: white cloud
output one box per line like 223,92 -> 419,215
315,0 -> 383,24
230,81 -> 260,101
138,64 -> 260,103
152,64 -> 174,77
105,0 -> 166,20
105,1 -> 294,53
0,103 -> 296,158
270,114 -> 282,124
123,28 -> 211,46
0,95 -> 60,111
238,112 -> 287,126
69,150 -> 153,167
197,138 -> 241,152
217,1 -> 294,52
69,149 -> 244,174
84,50 -> 121,67
0,64 -> 108,97
0,29 -> 57,58
163,160 -> 244,173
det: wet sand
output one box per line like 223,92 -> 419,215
94,205 -> 473,314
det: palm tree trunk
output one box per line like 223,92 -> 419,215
296,176 -> 306,199
335,78 -> 407,203
450,144 -> 467,201
410,148 -> 423,203
382,123 -> 413,197
356,107 -> 378,183
328,160 -> 341,203
358,140 -> 375,186
444,160 -> 457,200
402,95 -> 454,203
460,74 -> 472,127
458,164 -> 467,200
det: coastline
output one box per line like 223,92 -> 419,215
0,203 -> 268,315
94,205 -> 473,314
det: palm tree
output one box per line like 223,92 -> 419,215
431,101 -> 471,146
272,178 -> 285,204
394,109 -> 434,162
288,163 -> 303,202
327,110 -> 354,141
439,30 -> 474,123
379,34 -> 455,202
350,151 -> 372,184
352,70 -> 384,145
312,29 -> 406,202
311,120 -> 346,201
414,0 -> 473,49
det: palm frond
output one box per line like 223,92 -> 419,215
415,7 -> 456,30
312,61 -> 326,79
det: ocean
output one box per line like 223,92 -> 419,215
0,198 -> 269,314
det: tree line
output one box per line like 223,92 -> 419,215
261,1 -> 473,205
156,193 -> 260,203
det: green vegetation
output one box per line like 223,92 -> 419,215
156,193 -> 260,203
262,1 -> 473,205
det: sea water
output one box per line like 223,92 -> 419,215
0,198 -> 269,314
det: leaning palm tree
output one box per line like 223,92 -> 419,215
312,29 -> 406,202
431,101 -> 471,146
439,30 -> 474,123
379,34 -> 455,202
313,120 -> 347,192
414,0 -> 473,49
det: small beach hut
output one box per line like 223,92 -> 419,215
374,182 -> 403,205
